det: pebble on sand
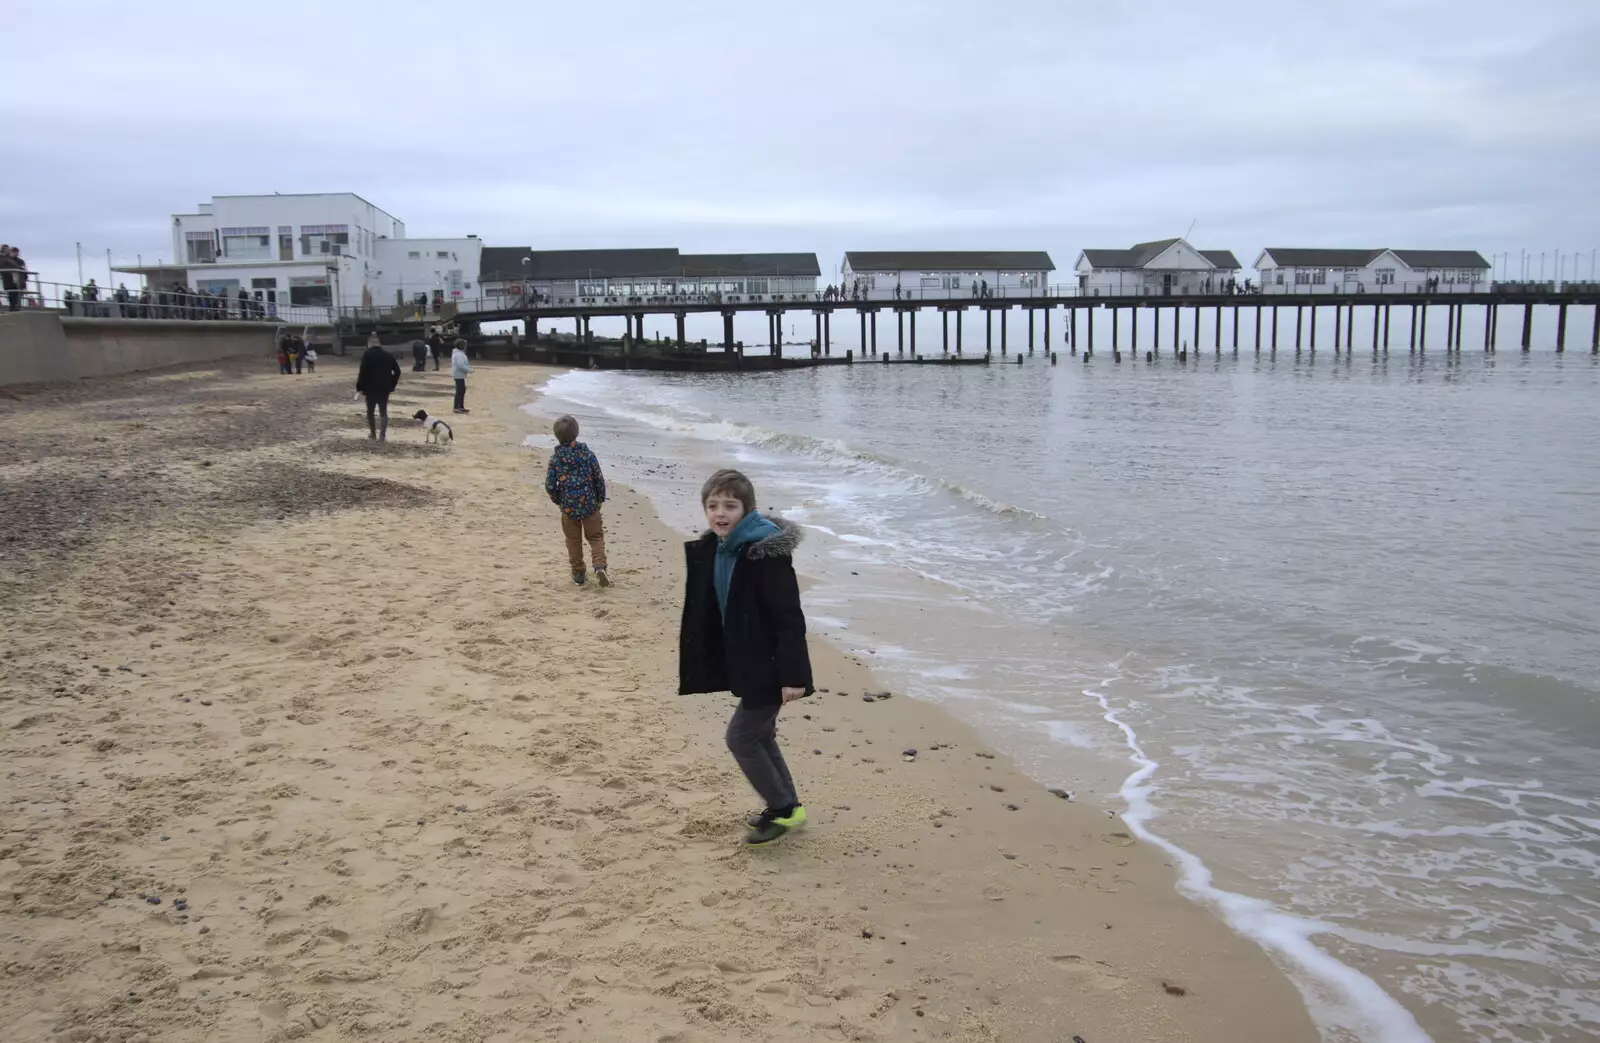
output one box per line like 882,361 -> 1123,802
145,896 -> 161,905
862,696 -> 875,703
1048,787 -> 1074,801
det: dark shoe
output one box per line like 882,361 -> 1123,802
744,805 -> 806,846
572,571 -> 587,586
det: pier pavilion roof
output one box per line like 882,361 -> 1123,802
844,251 -> 1055,273
680,253 -> 821,277
479,247 -> 682,283
1081,239 -> 1239,270
1257,248 -> 1489,270
1390,250 -> 1490,269
1257,248 -> 1387,267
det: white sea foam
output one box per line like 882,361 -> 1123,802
1082,677 -> 1433,1043
541,371 -> 1048,521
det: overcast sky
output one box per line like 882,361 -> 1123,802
6,0 -> 1599,289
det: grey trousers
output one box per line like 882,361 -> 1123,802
726,702 -> 798,811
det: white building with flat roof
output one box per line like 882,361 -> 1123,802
117,192 -> 419,314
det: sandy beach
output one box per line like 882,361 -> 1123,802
0,354 -> 1320,1042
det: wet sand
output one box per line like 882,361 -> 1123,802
0,355 -> 1320,1042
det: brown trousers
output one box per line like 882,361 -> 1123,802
561,511 -> 607,571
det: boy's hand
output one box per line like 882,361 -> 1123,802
781,687 -> 805,703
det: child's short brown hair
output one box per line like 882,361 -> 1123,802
553,414 -> 580,444
700,468 -> 756,514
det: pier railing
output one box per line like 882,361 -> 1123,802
7,278 -> 334,325
332,278 -> 1600,322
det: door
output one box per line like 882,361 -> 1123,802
1162,272 -> 1173,296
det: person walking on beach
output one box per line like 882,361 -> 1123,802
450,338 -> 472,413
356,335 -> 401,440
544,414 -> 609,587
679,468 -> 813,846
427,327 -> 444,370
0,246 -> 21,312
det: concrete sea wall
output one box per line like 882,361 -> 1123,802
0,313 -> 276,388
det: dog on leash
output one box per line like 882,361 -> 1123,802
412,409 -> 454,445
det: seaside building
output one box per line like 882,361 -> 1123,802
474,248 -> 820,304
1253,249 -> 1491,294
1074,238 -> 1242,297
839,251 -> 1055,299
114,192 -> 423,312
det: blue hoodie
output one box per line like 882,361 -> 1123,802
714,509 -> 780,619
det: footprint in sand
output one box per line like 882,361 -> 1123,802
1049,954 -> 1128,992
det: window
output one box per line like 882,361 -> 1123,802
288,275 -> 331,306
185,237 -> 215,264
1294,271 -> 1310,285
223,234 -> 272,260
436,250 -> 450,259
408,251 -> 421,259
1344,268 -> 1359,282
1375,268 -> 1395,285
1274,271 -> 1284,285
278,234 -> 294,261
250,277 -> 277,289
299,226 -> 350,257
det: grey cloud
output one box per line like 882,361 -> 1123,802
4,0 -> 1597,289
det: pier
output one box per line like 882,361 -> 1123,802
409,287 -> 1600,364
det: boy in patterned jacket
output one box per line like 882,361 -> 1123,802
544,415 -> 610,586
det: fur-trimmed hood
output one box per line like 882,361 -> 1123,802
696,515 -> 803,560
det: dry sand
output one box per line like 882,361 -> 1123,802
0,355 -> 1321,1042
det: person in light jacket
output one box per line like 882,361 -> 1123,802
450,338 -> 472,413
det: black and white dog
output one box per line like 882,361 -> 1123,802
412,409 -> 454,445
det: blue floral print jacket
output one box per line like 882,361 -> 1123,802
544,441 -> 607,520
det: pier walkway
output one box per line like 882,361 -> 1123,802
410,287 -> 1600,358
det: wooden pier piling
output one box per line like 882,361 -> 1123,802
1522,303 -> 1533,351
1556,302 -> 1568,353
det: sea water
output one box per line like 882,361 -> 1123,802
531,346 -> 1600,1043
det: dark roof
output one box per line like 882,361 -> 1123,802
1081,240 -> 1239,270
1129,238 -> 1181,265
1080,249 -> 1142,268
1258,248 -> 1490,270
479,247 -> 683,282
1259,248 -> 1385,268
844,251 -> 1055,273
478,246 -> 532,283
1391,250 -> 1489,269
681,253 -> 821,277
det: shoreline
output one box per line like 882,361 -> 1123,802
0,356 -> 1319,1042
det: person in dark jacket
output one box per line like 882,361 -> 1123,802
355,340 -> 401,440
411,337 -> 428,372
679,468 -> 813,846
427,328 -> 444,371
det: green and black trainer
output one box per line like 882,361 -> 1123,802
744,805 -> 806,846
